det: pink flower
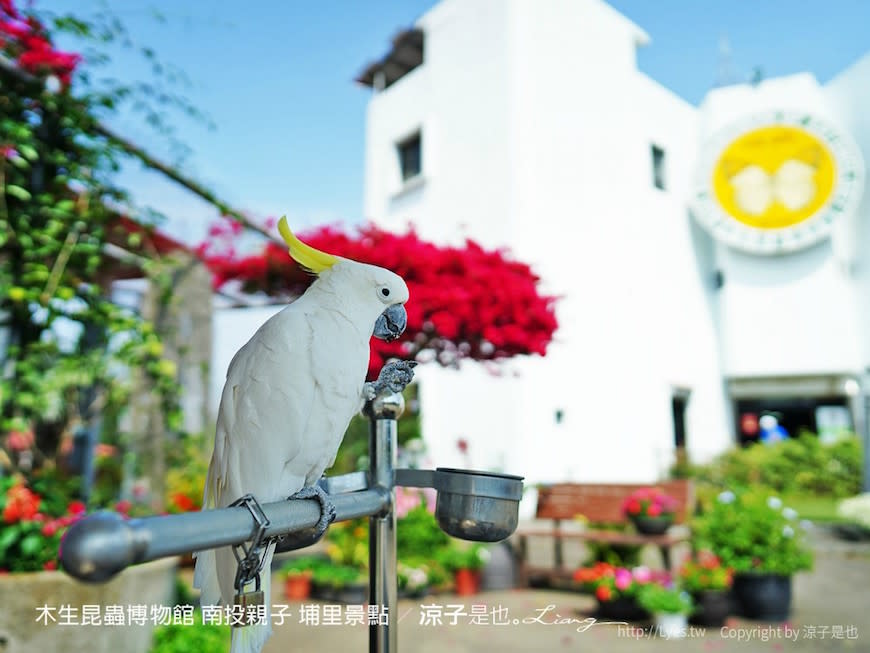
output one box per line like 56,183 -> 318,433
632,566 -> 652,583
614,568 -> 632,590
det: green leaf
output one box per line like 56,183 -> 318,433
19,144 -> 38,161
20,533 -> 43,557
5,185 -> 32,201
0,526 -> 20,553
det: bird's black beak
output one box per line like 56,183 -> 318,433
373,304 -> 407,342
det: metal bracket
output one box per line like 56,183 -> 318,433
229,493 -> 272,593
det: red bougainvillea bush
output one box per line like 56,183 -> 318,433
0,0 -> 81,85
199,219 -> 560,378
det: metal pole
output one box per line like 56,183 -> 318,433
60,485 -> 389,583
365,392 -> 403,653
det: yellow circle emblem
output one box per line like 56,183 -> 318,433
712,125 -> 836,230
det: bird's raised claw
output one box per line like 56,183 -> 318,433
364,360 -> 417,400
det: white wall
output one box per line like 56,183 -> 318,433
362,0 -> 728,483
825,53 -> 870,372
698,76 -> 865,378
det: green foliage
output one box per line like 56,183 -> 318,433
582,539 -> 643,567
637,584 -> 694,615
397,503 -> 448,559
437,542 -> 489,572
330,385 -> 421,474
684,434 -> 861,499
1,2 -> 199,499
324,518 -> 369,569
149,611 -> 228,653
692,488 -> 813,575
311,563 -> 366,589
279,555 -> 328,578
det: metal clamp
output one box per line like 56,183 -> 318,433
229,494 -> 272,593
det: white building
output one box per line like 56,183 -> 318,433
356,0 -> 868,486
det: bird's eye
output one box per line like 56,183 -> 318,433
380,287 -> 391,297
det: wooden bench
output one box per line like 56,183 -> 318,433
513,480 -> 694,586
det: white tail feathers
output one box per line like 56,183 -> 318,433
194,543 -> 276,653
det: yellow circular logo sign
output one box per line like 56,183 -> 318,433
712,126 -> 836,229
692,112 -> 864,254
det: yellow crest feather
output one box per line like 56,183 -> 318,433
277,216 -> 338,273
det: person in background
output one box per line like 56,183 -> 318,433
759,414 -> 789,444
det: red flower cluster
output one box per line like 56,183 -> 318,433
622,487 -> 678,518
170,492 -> 196,513
573,562 -> 667,602
199,220 -> 559,378
679,551 -> 733,592
1,0 -> 81,85
2,482 -> 40,523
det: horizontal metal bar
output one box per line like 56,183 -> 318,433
60,488 -> 389,584
394,468 -> 435,488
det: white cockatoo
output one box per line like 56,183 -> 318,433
193,217 -> 415,653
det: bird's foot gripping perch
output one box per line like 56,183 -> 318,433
364,360 -> 418,401
275,485 -> 337,552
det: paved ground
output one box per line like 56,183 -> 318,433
263,527 -> 870,653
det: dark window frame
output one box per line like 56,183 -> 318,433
651,144 -> 666,191
397,131 -> 422,182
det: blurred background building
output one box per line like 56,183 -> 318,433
354,0 -> 868,485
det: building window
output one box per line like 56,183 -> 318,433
671,392 -> 688,449
651,144 -> 666,190
397,132 -> 422,182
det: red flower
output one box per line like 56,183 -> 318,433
647,503 -> 662,517
67,501 -> 86,515
171,493 -> 196,512
43,560 -> 57,571
3,483 -> 40,523
625,499 -> 641,515
595,585 -> 612,601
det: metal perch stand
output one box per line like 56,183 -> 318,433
60,387 -> 524,653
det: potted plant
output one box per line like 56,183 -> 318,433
622,487 -> 679,534
280,556 -> 326,601
693,489 -> 813,621
573,562 -> 666,621
439,543 -> 489,596
311,564 -> 368,603
637,583 -> 694,638
679,551 -> 733,626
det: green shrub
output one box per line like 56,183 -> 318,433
683,433 -> 861,498
693,488 -> 813,575
150,612 -> 228,653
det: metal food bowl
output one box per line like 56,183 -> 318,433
432,468 -> 524,542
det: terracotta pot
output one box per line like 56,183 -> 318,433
284,574 -> 312,601
454,568 -> 481,596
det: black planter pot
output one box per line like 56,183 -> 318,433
733,573 -> 792,621
630,515 -> 673,535
596,596 -> 650,622
690,589 -> 733,627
